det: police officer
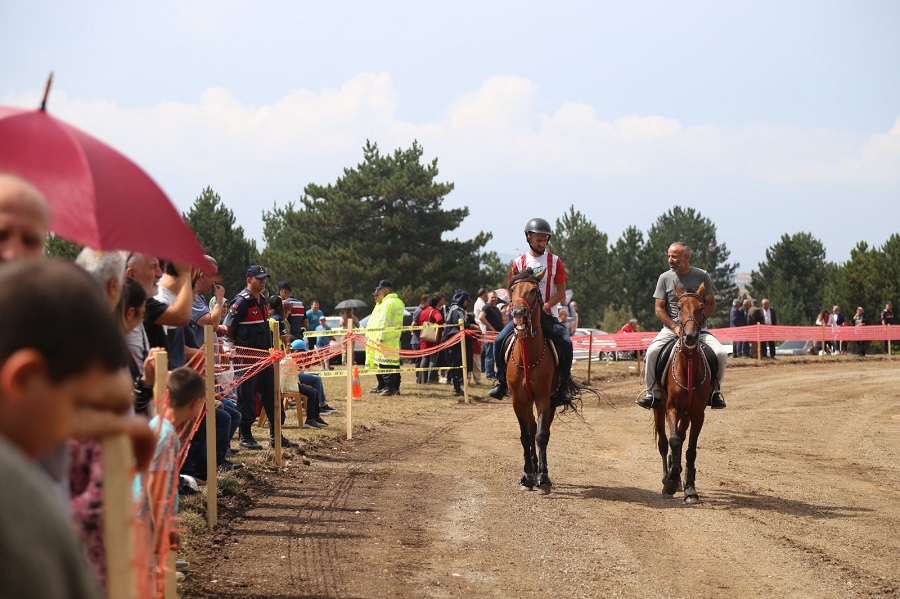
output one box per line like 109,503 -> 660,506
487,218 -> 575,405
224,265 -> 299,449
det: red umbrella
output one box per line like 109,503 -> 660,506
0,78 -> 211,270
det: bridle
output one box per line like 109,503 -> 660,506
510,278 -> 542,338
676,292 -> 707,352
671,291 -> 709,408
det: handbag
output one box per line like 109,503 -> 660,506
420,322 -> 441,344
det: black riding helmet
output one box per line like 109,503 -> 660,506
524,217 -> 552,239
524,217 -> 552,255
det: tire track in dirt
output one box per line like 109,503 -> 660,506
185,361 -> 900,598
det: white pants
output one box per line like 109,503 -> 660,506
644,328 -> 727,397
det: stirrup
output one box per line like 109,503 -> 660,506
636,390 -> 658,410
709,390 -> 727,409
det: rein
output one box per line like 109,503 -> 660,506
671,292 -> 709,410
509,278 -> 548,403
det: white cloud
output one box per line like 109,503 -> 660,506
4,73 -> 898,221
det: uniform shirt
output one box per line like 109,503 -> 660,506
284,295 -> 306,338
511,252 -> 568,318
223,290 -> 271,350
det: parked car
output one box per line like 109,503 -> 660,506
572,328 -> 613,362
775,340 -> 814,356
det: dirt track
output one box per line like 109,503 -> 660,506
182,360 -> 900,598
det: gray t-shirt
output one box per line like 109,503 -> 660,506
0,437 -> 100,599
653,267 -> 716,325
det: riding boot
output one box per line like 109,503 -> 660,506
554,376 -> 574,405
487,378 -> 507,399
636,390 -> 658,410
709,389 -> 727,409
239,424 -> 262,450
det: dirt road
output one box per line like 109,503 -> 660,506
182,360 -> 900,598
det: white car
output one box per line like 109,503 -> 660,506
775,340 -> 814,356
571,328 -> 615,361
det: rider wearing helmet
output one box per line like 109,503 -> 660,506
487,218 -> 575,404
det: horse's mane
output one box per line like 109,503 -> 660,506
509,266 -> 540,289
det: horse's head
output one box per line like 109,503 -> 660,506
674,282 -> 706,351
509,268 -> 544,334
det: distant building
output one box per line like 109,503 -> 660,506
734,272 -> 751,290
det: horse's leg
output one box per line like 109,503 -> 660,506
662,405 -> 683,496
654,404 -> 668,485
683,407 -> 706,504
535,398 -> 554,494
514,401 -> 537,490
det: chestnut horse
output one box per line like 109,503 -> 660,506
654,283 -> 711,504
507,268 -> 559,494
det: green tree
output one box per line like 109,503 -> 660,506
551,206 -> 610,328
183,187 -> 260,296
748,232 -> 827,325
642,206 -> 738,328
45,234 -> 82,260
608,226 -> 655,328
262,140 -> 493,312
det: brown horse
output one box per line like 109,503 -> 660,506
507,268 -> 559,494
654,283 -> 711,504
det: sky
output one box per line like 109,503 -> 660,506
3,1 -> 899,275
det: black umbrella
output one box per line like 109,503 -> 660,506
334,298 -> 368,310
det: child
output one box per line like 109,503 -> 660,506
0,260 -> 131,599
133,367 -> 206,590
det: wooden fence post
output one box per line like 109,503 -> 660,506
204,326 -> 218,529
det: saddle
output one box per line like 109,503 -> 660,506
502,310 -> 561,368
653,337 -> 718,391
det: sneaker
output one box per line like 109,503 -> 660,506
636,391 -> 658,410
313,416 -> 329,427
370,386 -> 385,393
176,572 -> 185,583
218,459 -> 244,472
709,390 -> 727,409
380,388 -> 399,397
319,404 -> 338,415
304,419 -> 326,429
175,560 -> 189,572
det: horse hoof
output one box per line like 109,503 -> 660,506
537,484 -> 552,495
684,494 -> 701,505
520,484 -> 534,491
662,480 -> 679,496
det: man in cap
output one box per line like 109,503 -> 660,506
224,265 -> 298,449
366,279 -> 405,396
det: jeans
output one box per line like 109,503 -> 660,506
298,372 -> 328,406
419,352 -> 439,383
493,318 -> 573,382
181,406 -> 233,479
483,341 -> 496,379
